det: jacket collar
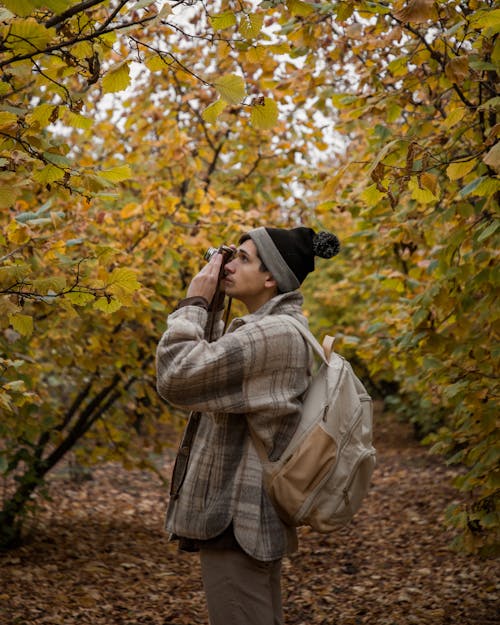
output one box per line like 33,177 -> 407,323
235,291 -> 305,326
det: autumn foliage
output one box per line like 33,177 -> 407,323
0,0 -> 498,554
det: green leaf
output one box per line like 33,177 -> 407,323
250,97 -> 279,129
98,165 -> 132,183
214,74 -> 246,104
202,99 -> 227,123
102,62 -> 131,94
477,220 -> 499,243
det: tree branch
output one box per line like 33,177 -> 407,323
0,14 -> 157,69
44,0 -> 111,29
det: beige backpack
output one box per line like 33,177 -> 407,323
250,316 -> 376,531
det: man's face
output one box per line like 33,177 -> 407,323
222,239 -> 276,312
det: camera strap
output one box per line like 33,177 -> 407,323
170,280 -> 231,500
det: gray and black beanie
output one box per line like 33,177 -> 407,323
241,226 -> 340,293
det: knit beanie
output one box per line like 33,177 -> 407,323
242,226 -> 340,293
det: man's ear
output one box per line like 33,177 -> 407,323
264,273 -> 278,290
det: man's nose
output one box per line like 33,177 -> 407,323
224,259 -> 235,273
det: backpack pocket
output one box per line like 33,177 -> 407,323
267,424 -> 337,524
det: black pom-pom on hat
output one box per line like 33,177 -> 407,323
312,231 -> 340,259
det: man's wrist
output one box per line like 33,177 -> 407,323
175,296 -> 209,311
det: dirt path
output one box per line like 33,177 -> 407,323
0,411 -> 498,625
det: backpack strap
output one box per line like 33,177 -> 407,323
248,315 -> 333,465
277,315 -> 331,365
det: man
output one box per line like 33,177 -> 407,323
156,226 -> 340,625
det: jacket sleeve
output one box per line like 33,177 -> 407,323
155,305 -> 310,415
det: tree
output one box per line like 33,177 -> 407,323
0,0 -> 498,554
304,0 -> 499,555
0,0 -> 333,548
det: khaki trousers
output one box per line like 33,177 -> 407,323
200,547 -> 283,625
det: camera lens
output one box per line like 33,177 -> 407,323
204,247 -> 218,261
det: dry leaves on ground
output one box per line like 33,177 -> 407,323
0,412 -> 498,625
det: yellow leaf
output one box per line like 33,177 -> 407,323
202,99 -> 227,123
63,110 -> 93,130
446,159 -> 477,181
120,203 -> 141,218
9,313 -> 33,337
109,268 -> 141,292
470,8 -> 500,34
98,165 -> 132,183
0,111 -> 17,128
360,184 -> 385,205
287,0 -> 315,17
250,98 -> 279,129
0,187 -> 18,209
246,46 -> 267,64
1,0 -> 32,17
239,13 -> 264,39
444,107 -> 466,129
214,74 -> 246,104
7,220 -> 30,244
26,104 -> 59,127
210,11 -> 236,31
483,143 -> 500,174
33,164 -> 65,184
409,177 -> 437,204
145,54 -> 173,72
158,4 -> 172,18
3,18 -> 56,53
32,276 -> 66,294
66,291 -> 95,306
4,380 -> 26,393
71,41 -> 94,58
93,297 -> 122,313
102,62 -> 130,94
474,177 -> 500,198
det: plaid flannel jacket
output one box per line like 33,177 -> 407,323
156,291 -> 312,561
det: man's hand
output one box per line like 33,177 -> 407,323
186,251 -> 224,303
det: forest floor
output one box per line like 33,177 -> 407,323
0,410 -> 498,625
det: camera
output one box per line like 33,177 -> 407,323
204,245 -> 234,264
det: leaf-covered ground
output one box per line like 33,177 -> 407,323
1,411 -> 498,625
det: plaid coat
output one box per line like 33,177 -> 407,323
156,291 -> 312,561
